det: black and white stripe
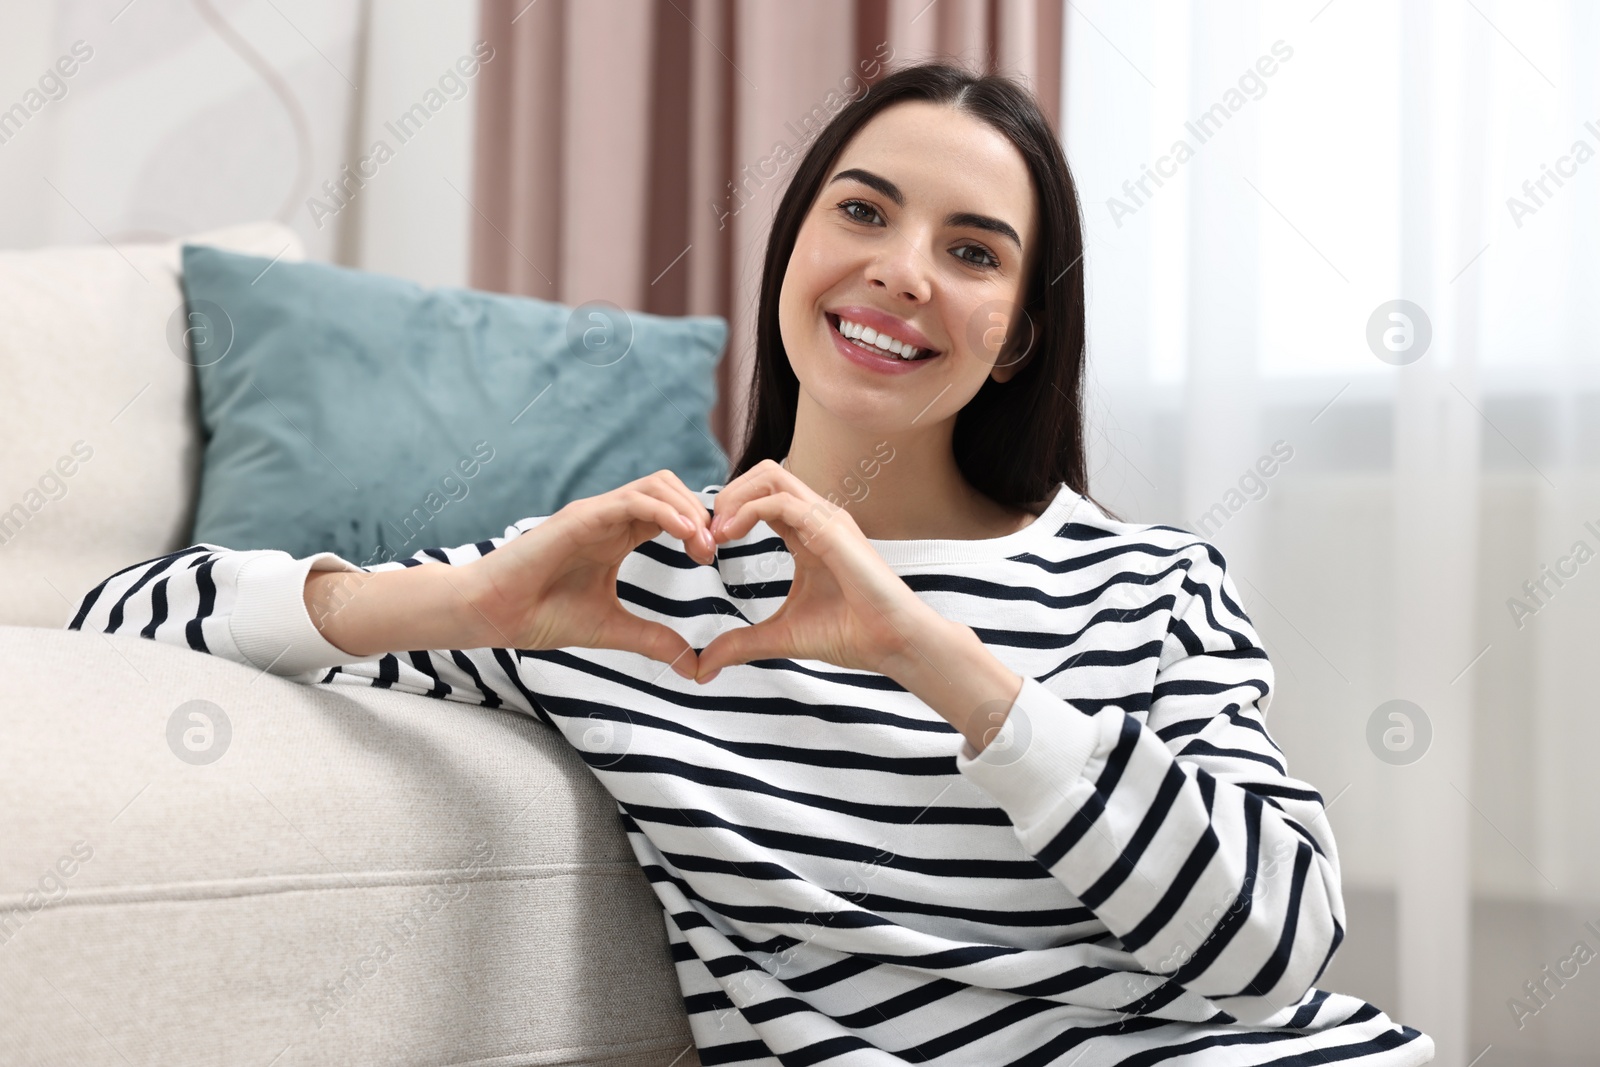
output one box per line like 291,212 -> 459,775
69,487 -> 1433,1066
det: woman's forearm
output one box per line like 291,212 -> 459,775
884,617 -> 1025,752
304,563 -> 497,657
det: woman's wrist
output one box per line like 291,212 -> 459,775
304,561 -> 497,657
884,615 -> 1025,752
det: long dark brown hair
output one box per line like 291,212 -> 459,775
729,60 -> 1106,517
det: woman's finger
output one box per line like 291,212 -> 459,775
696,621 -> 787,680
620,474 -> 712,563
613,489 -> 709,561
572,485 -> 676,541
593,604 -> 700,679
715,489 -> 794,542
578,478 -> 700,542
710,458 -> 787,534
651,469 -> 713,526
717,491 -> 843,551
645,472 -> 715,562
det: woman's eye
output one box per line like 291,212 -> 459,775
839,200 -> 999,270
955,244 -> 1000,269
840,200 -> 882,225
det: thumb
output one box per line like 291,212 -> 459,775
596,608 -> 699,680
696,622 -> 786,681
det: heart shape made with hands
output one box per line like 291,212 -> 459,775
690,461 -> 935,684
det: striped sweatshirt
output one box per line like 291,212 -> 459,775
69,482 -> 1435,1066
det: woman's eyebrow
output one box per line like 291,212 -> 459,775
827,167 -> 1022,250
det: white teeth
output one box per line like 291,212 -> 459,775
834,315 -> 927,360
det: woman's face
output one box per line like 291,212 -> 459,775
778,99 -> 1040,436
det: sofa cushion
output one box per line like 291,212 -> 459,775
0,222 -> 303,629
180,246 -> 730,563
0,625 -> 697,1066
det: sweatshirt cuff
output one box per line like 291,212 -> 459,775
953,675 -> 1101,835
230,550 -> 372,676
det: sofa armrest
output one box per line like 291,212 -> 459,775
0,626 -> 697,1067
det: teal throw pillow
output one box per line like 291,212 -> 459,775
180,245 -> 729,564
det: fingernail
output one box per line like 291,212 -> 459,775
700,529 -> 715,554
699,667 -> 720,684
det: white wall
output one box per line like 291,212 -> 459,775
0,0 -> 479,288
348,0 -> 482,288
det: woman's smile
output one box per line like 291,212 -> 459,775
824,311 -> 943,376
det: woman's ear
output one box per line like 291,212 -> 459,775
988,306 -> 1037,384
990,346 -> 1033,383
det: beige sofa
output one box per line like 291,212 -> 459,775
0,224 -> 698,1066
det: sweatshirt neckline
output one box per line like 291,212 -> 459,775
866,482 -> 1083,567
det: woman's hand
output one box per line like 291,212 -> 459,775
694,459 -> 949,683
464,470 -> 717,678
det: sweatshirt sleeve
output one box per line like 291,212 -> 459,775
65,519 -> 556,721
952,540 -> 1343,1026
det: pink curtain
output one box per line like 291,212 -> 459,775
472,0 -> 1064,452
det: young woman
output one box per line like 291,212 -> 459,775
71,63 -> 1433,1066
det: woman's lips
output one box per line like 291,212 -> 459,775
826,313 -> 941,376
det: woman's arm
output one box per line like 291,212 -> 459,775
65,522 -> 553,716
899,542 -> 1341,1028
301,555 -> 501,658
67,470 -> 720,715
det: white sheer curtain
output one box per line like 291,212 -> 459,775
1064,2 -> 1600,1064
